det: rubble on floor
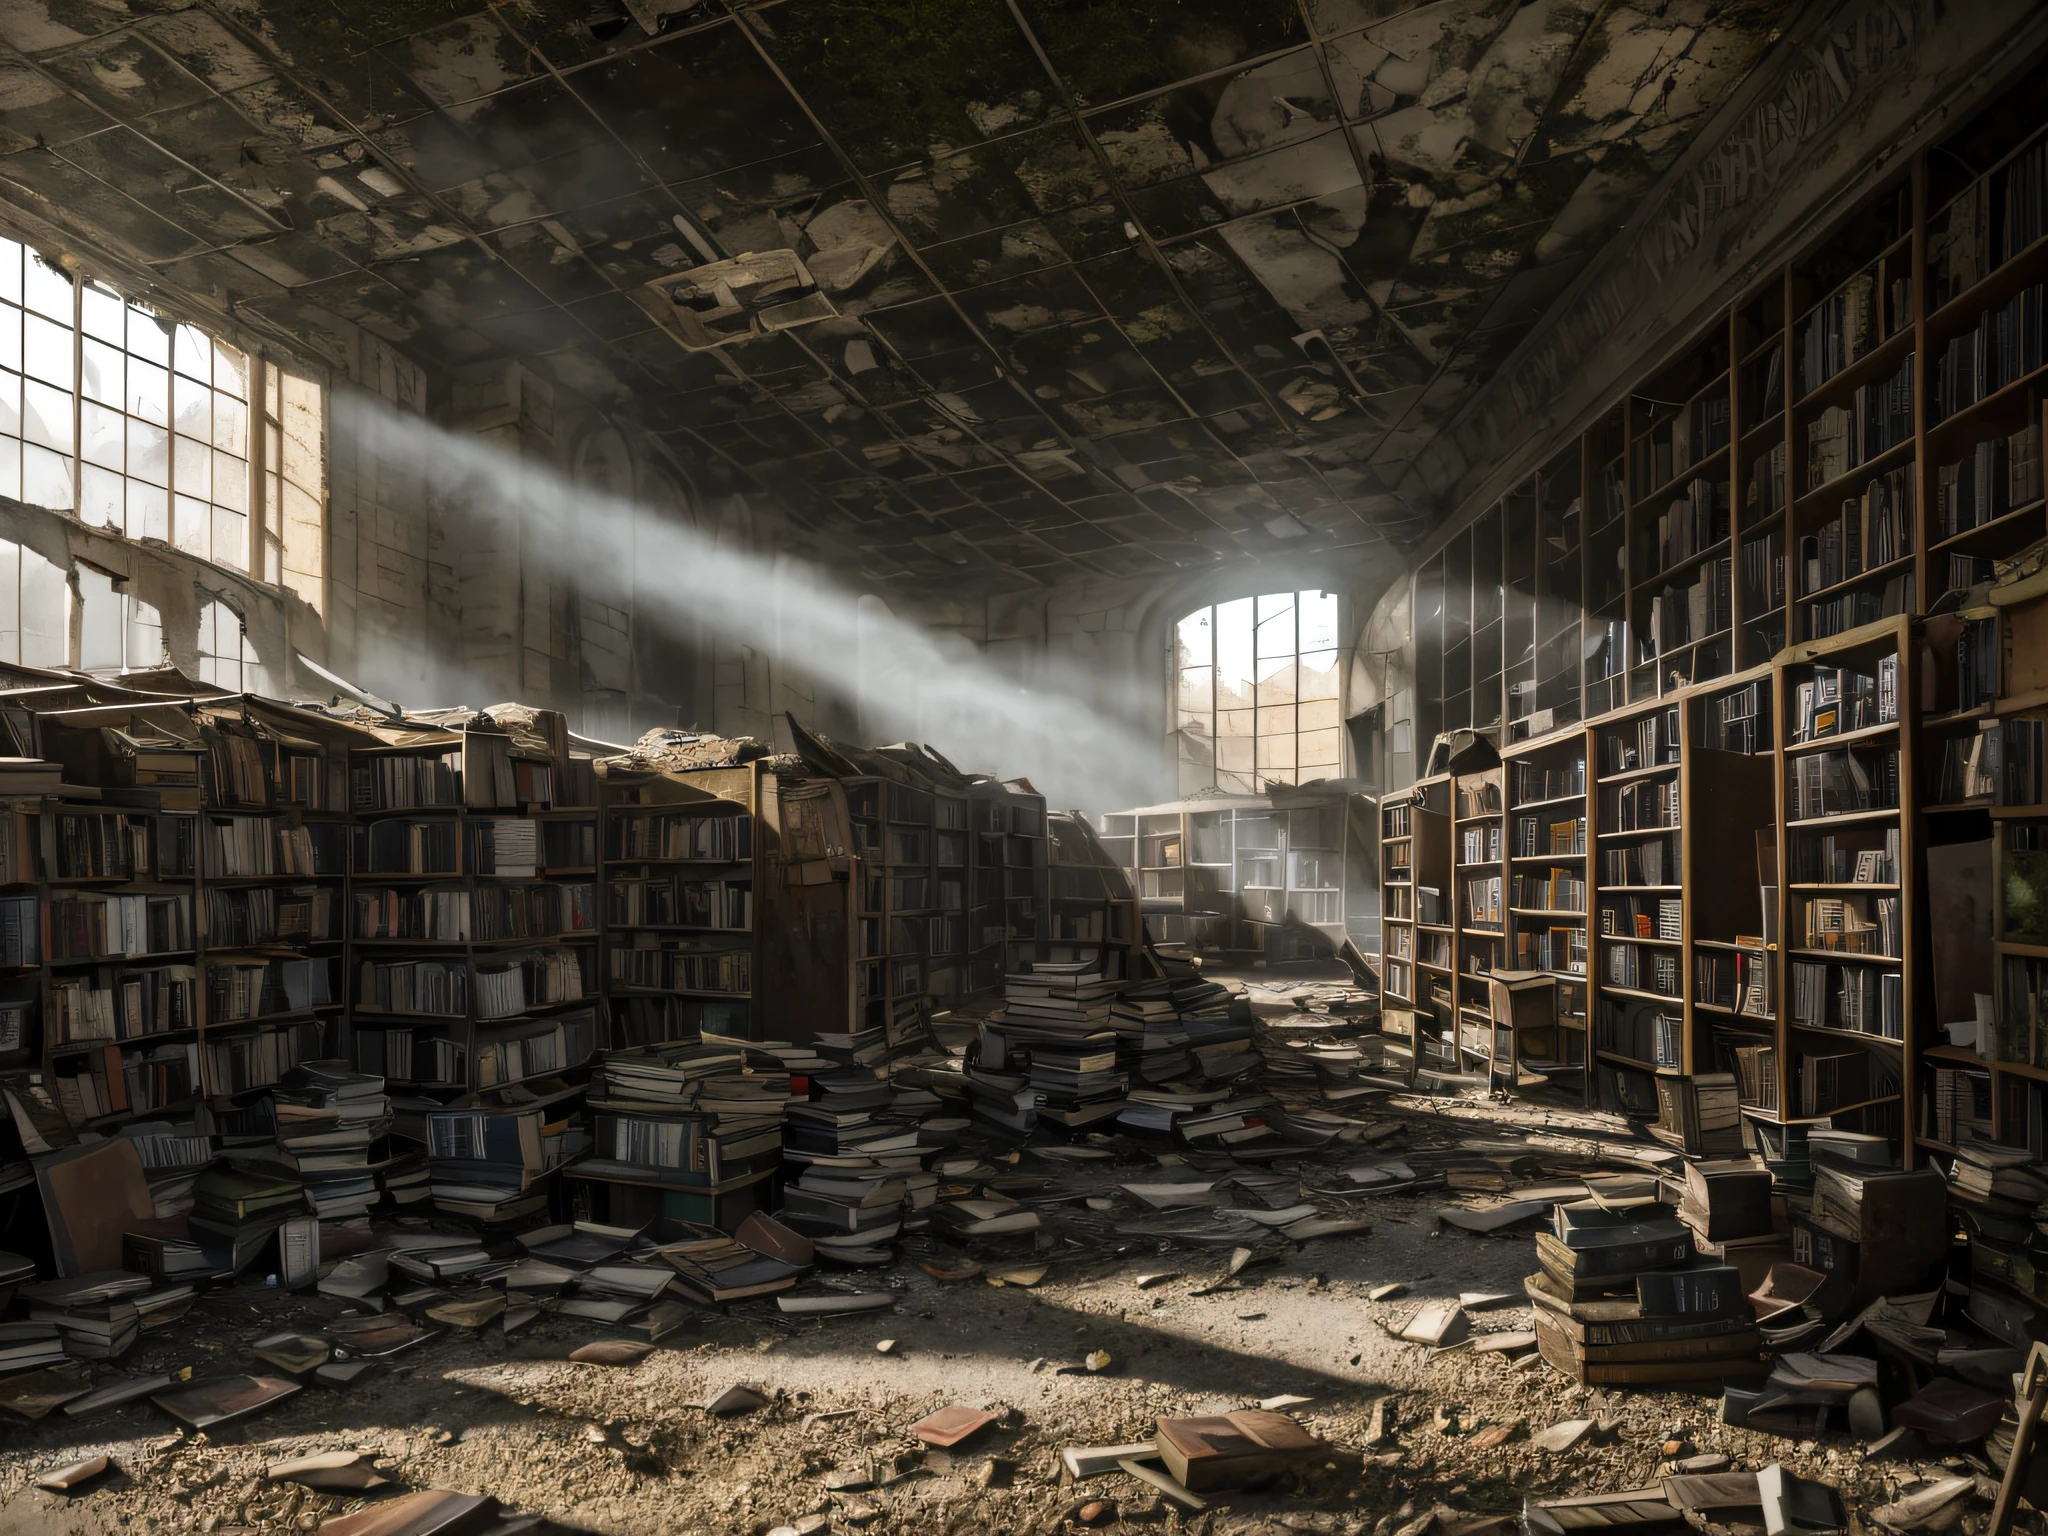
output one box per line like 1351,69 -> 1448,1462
0,969 -> 2044,1535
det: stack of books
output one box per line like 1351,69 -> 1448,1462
1531,1197 -> 1695,1304
20,1270 -> 166,1361
232,1061 -> 392,1221
424,1096 -> 570,1225
582,1041 -> 784,1194
1024,1032 -> 1127,1129
779,1166 -> 906,1263
657,1214 -> 811,1305
189,1165 -> 306,1272
1946,1140 -> 2048,1224
1528,1246 -> 1760,1384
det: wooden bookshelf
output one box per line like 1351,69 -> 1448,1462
1682,669 -> 1780,1135
1444,766 -> 1504,1087
1501,728 -> 1590,1098
1100,785 -> 1371,961
1587,698 -> 1685,1118
1409,74 -> 2048,731
1045,812 -> 1139,980
598,761 -> 759,1053
1948,568 -> 2048,1155
1772,616 -> 1921,1161
1381,773 -> 1450,1084
349,715 -> 600,1097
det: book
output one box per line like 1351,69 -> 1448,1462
1533,1312 -> 1763,1385
1679,1161 -> 1775,1242
1153,1410 -> 1327,1492
1635,1265 -> 1747,1320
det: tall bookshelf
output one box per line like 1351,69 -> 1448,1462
1774,618 -> 1918,1157
349,716 -> 601,1095
1448,766 -> 1504,1086
37,784 -> 206,1128
848,774 -> 931,1038
1377,790 -> 1417,1078
1684,670 -> 1781,1124
1588,699 -> 1686,1118
1502,728 -> 1589,1096
192,703 -> 350,1110
929,787 -> 970,1003
599,761 -> 758,1048
1382,774 -> 1452,1082
1045,812 -> 1139,979
1099,787 -> 1371,960
1407,71 -> 2048,733
1905,571 -> 2048,1159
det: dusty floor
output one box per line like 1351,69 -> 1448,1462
0,1090 -> 2011,1536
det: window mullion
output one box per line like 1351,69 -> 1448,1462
1196,606 -> 1212,794
69,280 -> 80,522
249,354 -> 264,582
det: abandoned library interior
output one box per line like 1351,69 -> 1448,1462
3,3 -> 2048,1535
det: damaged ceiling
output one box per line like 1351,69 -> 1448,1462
0,0 -> 1787,595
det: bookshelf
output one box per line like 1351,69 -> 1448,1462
1502,728 -> 1590,1096
1407,72 -> 2048,730
1628,330 -> 1734,697
599,761 -> 758,1050
347,713 -> 602,1097
11,706 -> 197,1134
1447,766 -> 1504,1086
1585,407 -> 1631,719
1942,570 -> 2048,1157
1773,618 -> 1918,1159
1378,777 -> 1446,1083
1588,698 -> 1686,1119
1101,786 -> 1372,961
1004,782 -> 1049,981
1511,442 -> 1588,742
1682,670 -> 1780,1130
192,703 -> 352,1115
929,788 -> 970,1003
1045,812 -> 1139,979
848,774 -> 931,1039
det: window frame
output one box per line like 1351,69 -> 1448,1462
0,241 -> 301,582
1173,589 -> 1346,796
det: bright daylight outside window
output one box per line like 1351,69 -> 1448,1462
1175,590 -> 1342,794
0,233 -> 324,671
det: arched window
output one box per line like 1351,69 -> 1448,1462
1174,590 -> 1342,794
196,597 -> 259,692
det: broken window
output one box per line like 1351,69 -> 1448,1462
0,235 -> 323,589
196,597 -> 260,693
1175,591 -> 1343,795
0,536 -> 69,668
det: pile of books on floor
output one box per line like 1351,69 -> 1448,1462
189,1164 -> 308,1273
955,959 -> 1262,1144
20,1267 -> 197,1361
424,1089 -> 577,1226
1527,1179 -> 1764,1385
585,1040 -> 784,1185
965,964 -> 1127,1134
778,1026 -> 934,1263
228,1061 -> 393,1221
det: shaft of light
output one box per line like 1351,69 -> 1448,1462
333,390 -> 1165,813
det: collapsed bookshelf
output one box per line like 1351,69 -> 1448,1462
0,682 -> 1083,1166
